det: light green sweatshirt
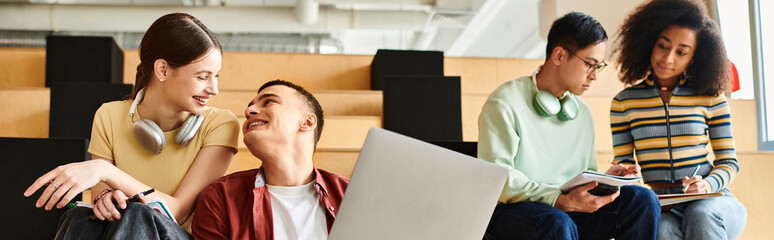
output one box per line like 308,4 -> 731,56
477,76 -> 598,207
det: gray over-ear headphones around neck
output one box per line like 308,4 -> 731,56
530,66 -> 579,121
129,88 -> 204,155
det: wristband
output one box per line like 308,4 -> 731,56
93,189 -> 112,204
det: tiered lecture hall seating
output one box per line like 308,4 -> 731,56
2,47 -> 771,239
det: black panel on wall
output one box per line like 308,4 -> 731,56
49,82 -> 134,139
383,76 -> 462,142
370,49 -> 444,90
0,137 -> 88,240
45,35 -> 124,87
428,141 -> 478,158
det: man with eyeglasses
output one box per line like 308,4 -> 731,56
477,12 -> 660,240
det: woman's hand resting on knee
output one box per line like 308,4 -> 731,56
93,189 -> 142,221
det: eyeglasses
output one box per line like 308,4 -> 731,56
567,49 -> 607,74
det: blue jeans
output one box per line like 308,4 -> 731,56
485,185 -> 660,240
659,188 -> 746,240
55,202 -> 191,240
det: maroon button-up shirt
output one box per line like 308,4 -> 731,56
192,167 -> 349,240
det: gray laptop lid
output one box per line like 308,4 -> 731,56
329,128 -> 508,240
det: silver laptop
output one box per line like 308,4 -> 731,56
328,128 -> 508,240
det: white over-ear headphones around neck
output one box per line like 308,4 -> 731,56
129,88 -> 204,154
530,66 -> 579,121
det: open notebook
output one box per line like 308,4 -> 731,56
658,192 -> 724,206
559,171 -> 642,196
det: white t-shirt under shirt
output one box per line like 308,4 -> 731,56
267,181 -> 328,240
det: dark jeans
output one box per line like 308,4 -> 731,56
485,185 -> 660,240
55,202 -> 191,240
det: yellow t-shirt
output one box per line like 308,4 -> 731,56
88,100 -> 240,195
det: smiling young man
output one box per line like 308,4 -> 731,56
477,12 -> 660,240
192,80 -> 348,240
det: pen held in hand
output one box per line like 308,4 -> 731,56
612,162 -> 637,175
67,201 -> 93,209
691,165 -> 701,177
683,165 -> 702,193
127,188 -> 155,202
88,188 -> 155,221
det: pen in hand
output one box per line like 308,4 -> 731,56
89,188 -> 155,221
682,165 -> 701,193
127,188 -> 155,203
691,165 -> 701,177
611,162 -> 637,176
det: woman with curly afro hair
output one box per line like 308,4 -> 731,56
610,0 -> 747,239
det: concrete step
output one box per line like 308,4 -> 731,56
0,88 -> 50,138
0,88 -> 757,152
210,89 -> 382,117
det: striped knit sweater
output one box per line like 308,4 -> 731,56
610,77 -> 739,193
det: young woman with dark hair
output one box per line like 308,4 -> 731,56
24,13 -> 240,239
611,0 -> 746,239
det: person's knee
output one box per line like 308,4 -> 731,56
60,206 -> 94,220
684,204 -> 723,222
622,185 -> 657,200
56,207 -> 107,239
618,186 -> 661,223
486,202 -> 576,239
658,213 -> 683,238
122,202 -> 145,211
622,186 -> 659,208
538,208 -> 576,232
58,206 -> 96,227
119,202 -> 157,220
